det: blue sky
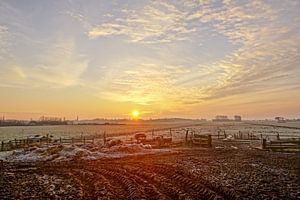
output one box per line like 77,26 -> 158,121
0,0 -> 299,119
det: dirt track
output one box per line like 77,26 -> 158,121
0,147 -> 299,199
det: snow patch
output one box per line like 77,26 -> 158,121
3,143 -> 171,162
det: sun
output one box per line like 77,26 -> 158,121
131,110 -> 140,119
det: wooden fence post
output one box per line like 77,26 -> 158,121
185,130 -> 189,145
262,139 -> 266,149
103,132 -> 106,144
190,131 -> 194,147
277,133 -> 280,140
1,141 -> 3,151
9,141 -> 12,150
208,135 -> 212,148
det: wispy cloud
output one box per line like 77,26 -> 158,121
0,25 -> 10,60
177,0 -> 300,101
0,36 -> 88,88
81,0 -> 300,109
0,0 -> 299,117
88,1 -> 196,43
85,62 -> 212,110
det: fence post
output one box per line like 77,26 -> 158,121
208,135 -> 212,148
190,132 -> 194,147
9,141 -> 12,150
262,139 -> 266,149
103,132 -> 106,144
185,130 -> 189,145
277,133 -> 280,140
1,141 -> 3,151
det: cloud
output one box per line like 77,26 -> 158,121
82,0 -> 300,109
89,62 -> 209,109
89,23 -> 125,38
1,0 -> 299,117
181,0 -> 300,101
88,1 -> 196,43
0,36 -> 88,88
27,38 -> 88,88
0,25 -> 10,60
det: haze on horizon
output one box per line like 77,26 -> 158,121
0,0 -> 300,120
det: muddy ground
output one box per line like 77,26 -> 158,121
0,145 -> 299,200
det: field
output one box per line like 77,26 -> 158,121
1,121 -> 300,142
0,122 -> 194,141
1,146 -> 299,200
0,121 -> 300,199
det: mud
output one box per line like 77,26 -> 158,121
0,146 -> 299,199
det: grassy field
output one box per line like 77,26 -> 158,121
1,121 -> 300,142
0,122 -> 197,141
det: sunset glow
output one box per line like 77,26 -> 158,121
0,1 -> 299,120
0,2 -> 299,198
131,110 -> 140,120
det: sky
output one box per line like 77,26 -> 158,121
0,0 -> 299,120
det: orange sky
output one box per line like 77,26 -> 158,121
0,1 -> 299,120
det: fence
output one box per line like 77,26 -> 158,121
188,133 -> 212,147
1,137 -> 94,152
55,137 -> 94,144
1,138 -> 49,151
262,138 -> 300,152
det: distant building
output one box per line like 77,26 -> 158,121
275,117 -> 285,123
234,115 -> 242,121
213,115 -> 229,122
40,116 -> 62,122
